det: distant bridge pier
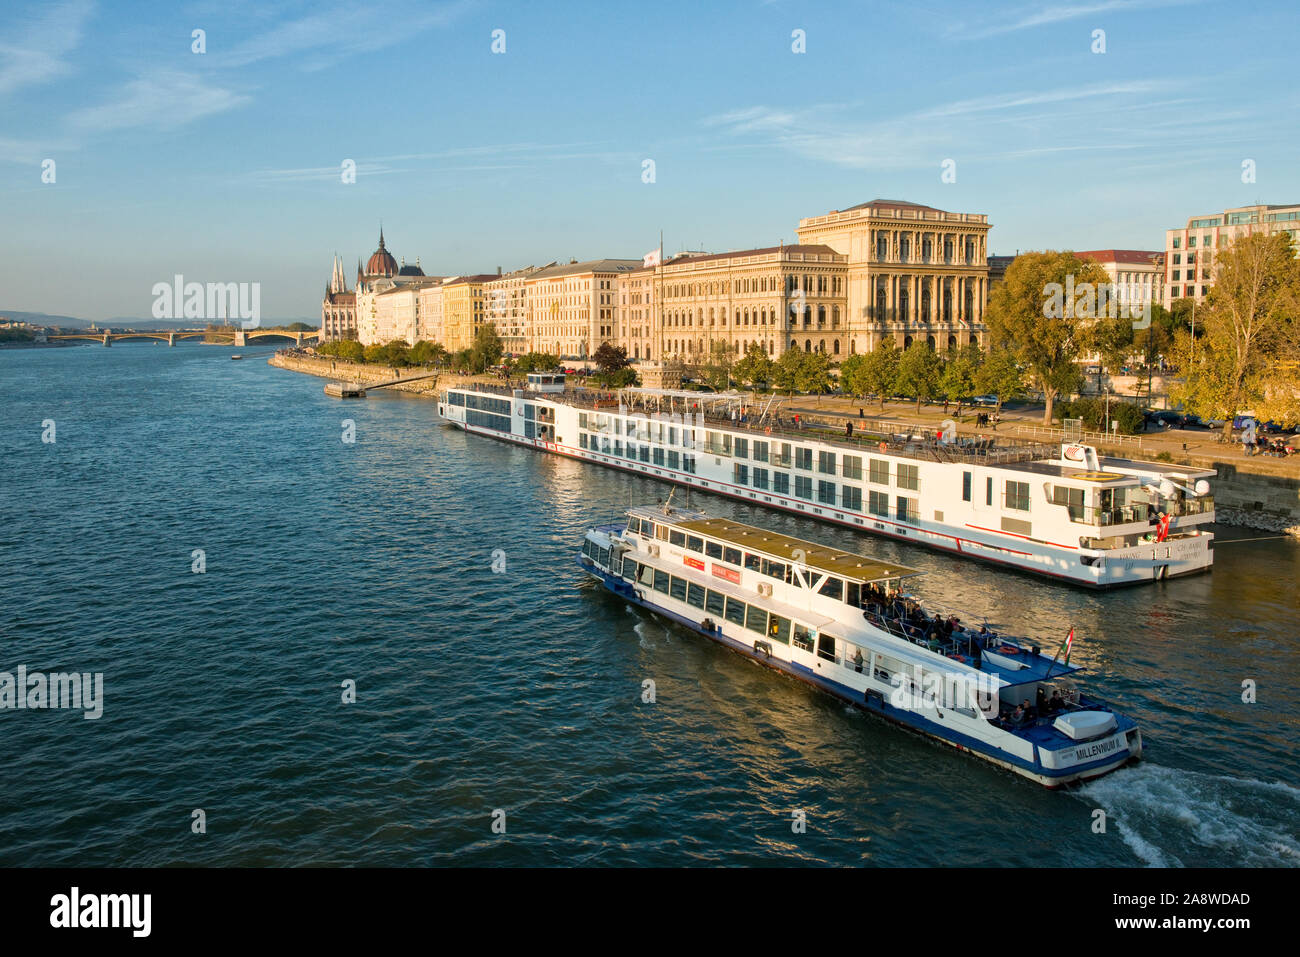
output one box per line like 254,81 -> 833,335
167,333 -> 175,347
102,333 -> 111,347
233,329 -> 247,347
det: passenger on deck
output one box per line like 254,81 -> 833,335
1036,687 -> 1048,715
1022,698 -> 1037,721
1047,689 -> 1064,714
854,649 -> 864,673
1010,704 -> 1025,724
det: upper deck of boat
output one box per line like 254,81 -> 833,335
627,504 -> 920,584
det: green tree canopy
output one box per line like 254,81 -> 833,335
593,342 -> 631,374
733,342 -> 775,389
1171,231 -> 1300,434
938,344 -> 982,403
985,251 -> 1108,423
839,340 -> 900,407
971,348 -> 1023,412
895,342 -> 943,412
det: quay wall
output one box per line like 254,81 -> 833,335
268,352 -> 494,396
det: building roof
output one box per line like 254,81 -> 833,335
530,258 -> 642,280
665,244 -> 842,267
366,229 -> 398,277
673,516 -> 921,584
840,198 -> 946,214
1075,249 -> 1162,266
442,273 -> 500,287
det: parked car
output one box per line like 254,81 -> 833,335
1180,414 -> 1211,429
972,395 -> 998,407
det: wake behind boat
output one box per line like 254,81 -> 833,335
578,500 -> 1142,788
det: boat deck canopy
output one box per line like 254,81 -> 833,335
671,516 -> 920,584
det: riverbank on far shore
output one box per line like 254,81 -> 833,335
269,350 -> 1299,535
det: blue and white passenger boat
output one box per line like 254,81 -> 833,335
578,501 -> 1143,788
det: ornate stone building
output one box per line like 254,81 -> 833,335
619,244 -> 849,364
320,255 -> 356,341
485,264 -> 550,355
525,259 -> 640,360
795,199 -> 991,352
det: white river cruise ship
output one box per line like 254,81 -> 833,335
439,376 -> 1215,588
579,502 -> 1142,788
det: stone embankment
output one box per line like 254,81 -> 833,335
269,352 -> 493,396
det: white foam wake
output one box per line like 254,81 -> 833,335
1078,762 -> 1300,867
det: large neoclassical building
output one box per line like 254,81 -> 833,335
794,198 -> 991,352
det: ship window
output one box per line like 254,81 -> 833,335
762,559 -> 785,580
795,476 -> 813,499
818,451 -> 836,474
795,448 -> 813,470
1005,480 -> 1030,512
638,564 -> 655,586
668,451 -> 679,470
639,446 -> 650,462
686,536 -> 703,553
622,558 -> 637,580
744,553 -> 762,571
723,547 -> 742,566
868,490 -> 889,516
580,434 -> 589,449
735,437 -> 749,458
705,541 -> 723,559
897,464 -> 919,491
817,480 -> 836,504
768,615 -> 791,644
598,547 -> 610,566
842,486 -> 862,510
817,633 -> 837,662
687,583 -> 707,608
847,582 -> 861,607
669,530 -> 686,547
582,540 -> 593,558
705,590 -> 726,616
752,467 -> 769,490
869,459 -> 890,485
734,463 -> 748,485
653,570 -> 670,593
962,471 -> 972,502
670,576 -> 688,601
724,597 -> 747,625
986,476 -> 993,506
745,605 -> 768,634
793,624 -> 814,651
843,455 -> 863,480
753,441 -> 769,462
818,576 -> 844,600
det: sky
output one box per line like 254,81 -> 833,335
2,0 -> 1298,322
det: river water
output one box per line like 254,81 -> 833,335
1,343 -> 1296,866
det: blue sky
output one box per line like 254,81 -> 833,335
2,0 -> 1298,321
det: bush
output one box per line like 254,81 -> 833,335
1056,397 -> 1144,434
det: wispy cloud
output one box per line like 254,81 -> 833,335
0,0 -> 94,96
951,0 -> 1201,40
67,71 -> 249,133
703,81 -> 1186,171
224,0 -> 474,68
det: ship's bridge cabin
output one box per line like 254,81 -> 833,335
525,372 -> 566,394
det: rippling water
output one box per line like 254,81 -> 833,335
1,344 -> 1296,866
